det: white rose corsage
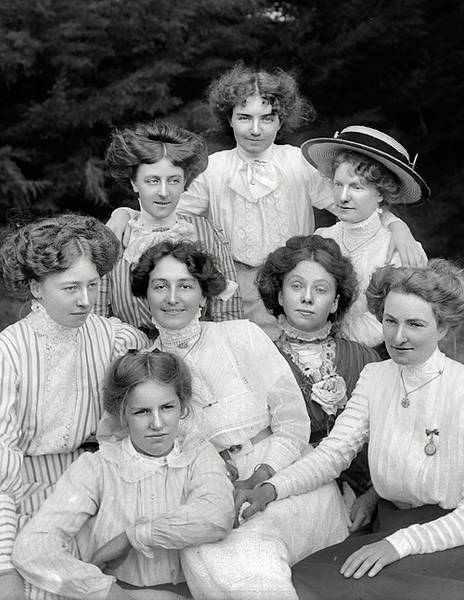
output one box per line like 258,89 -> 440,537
311,374 -> 347,416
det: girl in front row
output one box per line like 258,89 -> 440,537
13,350 -> 234,600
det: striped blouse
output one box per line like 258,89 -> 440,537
269,350 -> 464,559
94,213 -> 243,327
12,437 -> 234,599
0,304 -> 148,572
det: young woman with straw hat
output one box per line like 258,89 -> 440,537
302,125 -> 430,349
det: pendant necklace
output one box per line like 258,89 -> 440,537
399,368 -> 443,409
425,428 -> 439,456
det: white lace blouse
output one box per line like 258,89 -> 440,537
269,349 -> 464,559
152,318 -> 310,472
317,209 -> 402,347
178,145 -> 335,266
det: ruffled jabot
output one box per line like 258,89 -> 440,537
227,145 -> 280,201
123,207 -> 197,265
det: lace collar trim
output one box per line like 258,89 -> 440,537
137,205 -> 178,230
29,301 -> 79,340
400,348 -> 445,376
341,208 -> 382,233
154,316 -> 202,351
278,315 -> 332,343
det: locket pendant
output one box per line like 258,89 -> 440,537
425,442 -> 437,456
425,428 -> 439,456
401,396 -> 410,408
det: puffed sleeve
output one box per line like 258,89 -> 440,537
301,157 -> 336,213
269,365 -> 372,500
243,322 -> 311,472
201,220 -> 243,321
177,171 -> 211,217
12,453 -> 115,600
127,443 -> 234,553
93,273 -> 112,318
109,317 -> 150,359
0,344 -> 23,573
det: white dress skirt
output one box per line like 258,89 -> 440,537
181,438 -> 350,600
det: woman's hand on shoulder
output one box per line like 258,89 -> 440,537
340,539 -> 400,579
0,570 -> 27,600
106,209 -> 132,247
387,220 -> 426,267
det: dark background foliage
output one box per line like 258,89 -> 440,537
1,0 -> 463,260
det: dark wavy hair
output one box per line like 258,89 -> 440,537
103,349 -> 192,428
131,239 -> 227,300
367,259 -> 464,337
106,120 -> 208,191
332,151 -> 402,206
257,235 -> 358,326
206,61 -> 316,139
0,213 -> 120,300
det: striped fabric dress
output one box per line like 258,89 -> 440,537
0,302 -> 148,579
13,437 -> 234,600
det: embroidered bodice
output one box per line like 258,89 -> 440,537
29,302 -> 80,453
337,209 -> 385,259
150,319 -> 309,471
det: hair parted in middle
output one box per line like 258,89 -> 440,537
130,239 -> 227,300
257,235 -> 358,326
103,349 -> 192,429
206,61 -> 316,139
105,120 -> 208,191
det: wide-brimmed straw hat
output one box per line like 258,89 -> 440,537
301,125 -> 431,205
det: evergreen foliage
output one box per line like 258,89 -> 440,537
0,0 -> 463,257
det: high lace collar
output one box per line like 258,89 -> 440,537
339,209 -> 384,255
29,301 -> 79,340
341,207 -> 382,233
154,316 -> 202,352
400,347 -> 445,376
278,314 -> 332,343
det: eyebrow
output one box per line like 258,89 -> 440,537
149,276 -> 197,283
235,109 -> 276,117
288,276 -> 332,285
60,277 -> 99,284
384,313 -> 428,324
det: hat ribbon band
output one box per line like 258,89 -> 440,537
338,131 -> 413,168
